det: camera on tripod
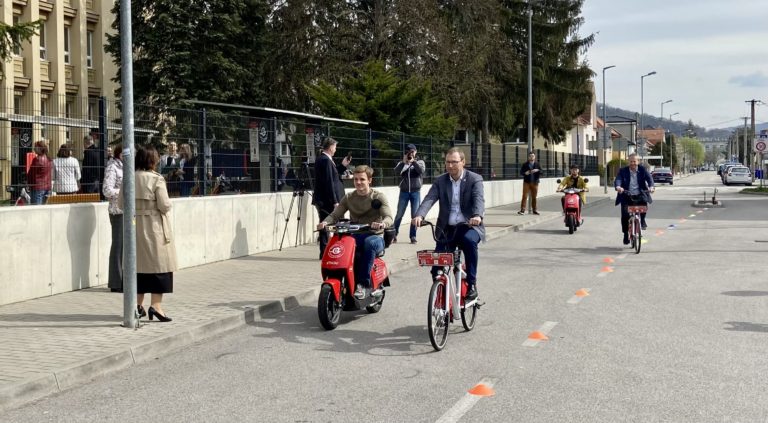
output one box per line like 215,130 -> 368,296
288,162 -> 313,192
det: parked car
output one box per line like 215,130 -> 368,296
651,167 -> 673,185
723,166 -> 753,185
721,164 -> 741,183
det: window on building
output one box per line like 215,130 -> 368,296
64,26 -> 71,64
88,98 -> 98,121
86,31 -> 93,68
12,16 -> 21,56
13,93 -> 23,115
39,21 -> 47,60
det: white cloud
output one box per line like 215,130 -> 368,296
729,72 -> 768,88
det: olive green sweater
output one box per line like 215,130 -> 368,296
322,189 -> 394,233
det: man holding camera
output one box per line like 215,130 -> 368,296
393,144 -> 425,244
313,137 -> 351,258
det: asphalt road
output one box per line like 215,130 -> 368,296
5,171 -> 768,423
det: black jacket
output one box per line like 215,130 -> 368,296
520,160 -> 541,184
312,152 -> 346,212
82,145 -> 100,183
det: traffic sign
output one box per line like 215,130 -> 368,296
754,139 -> 766,153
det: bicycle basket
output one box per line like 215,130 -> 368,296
627,205 -> 647,213
416,250 -> 454,267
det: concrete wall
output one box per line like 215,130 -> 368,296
0,176 -> 581,306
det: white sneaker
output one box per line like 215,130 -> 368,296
354,285 -> 366,299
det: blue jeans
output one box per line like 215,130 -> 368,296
31,189 -> 50,205
352,233 -> 385,289
393,191 -> 421,239
431,225 -> 481,286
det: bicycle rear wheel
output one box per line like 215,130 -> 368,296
428,280 -> 449,351
461,301 -> 478,331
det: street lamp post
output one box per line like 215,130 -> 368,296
660,99 -> 672,168
602,65 -> 616,193
669,112 -> 679,169
527,5 -> 533,153
639,71 -> 657,157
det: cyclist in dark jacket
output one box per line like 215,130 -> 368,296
393,143 -> 425,244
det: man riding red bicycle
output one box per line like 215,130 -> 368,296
412,147 -> 484,301
614,153 -> 655,245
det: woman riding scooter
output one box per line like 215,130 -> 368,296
557,164 -> 589,223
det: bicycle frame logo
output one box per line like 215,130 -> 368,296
328,244 -> 345,259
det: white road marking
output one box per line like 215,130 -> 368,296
567,288 -> 591,304
435,377 -> 497,423
616,253 -> 628,260
522,321 -> 558,347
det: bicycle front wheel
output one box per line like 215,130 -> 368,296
428,280 -> 449,351
634,218 -> 642,254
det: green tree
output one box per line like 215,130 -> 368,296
106,0 -> 269,107
307,60 -> 456,138
0,20 -> 41,66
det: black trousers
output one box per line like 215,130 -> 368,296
620,197 -> 647,233
316,205 -> 331,256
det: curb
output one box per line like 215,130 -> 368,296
1,197 -> 612,412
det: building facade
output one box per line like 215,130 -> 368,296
0,0 -> 117,200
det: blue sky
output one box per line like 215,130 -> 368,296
579,0 -> 768,129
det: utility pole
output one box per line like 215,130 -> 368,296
742,116 -> 749,165
746,99 -> 760,170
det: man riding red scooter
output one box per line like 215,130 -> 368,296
556,164 -> 589,234
316,165 -> 395,330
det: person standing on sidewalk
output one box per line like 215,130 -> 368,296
103,146 -> 124,292
412,147 -> 485,301
28,141 -> 53,205
518,152 -> 541,215
392,143 -> 425,244
81,135 -> 101,194
133,146 -> 177,322
313,137 -> 351,259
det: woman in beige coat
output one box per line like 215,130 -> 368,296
135,146 -> 178,322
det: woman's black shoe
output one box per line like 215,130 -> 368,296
137,305 -> 147,318
148,306 -> 172,322
110,288 -> 123,293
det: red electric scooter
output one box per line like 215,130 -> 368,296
556,178 -> 588,235
317,220 -> 395,330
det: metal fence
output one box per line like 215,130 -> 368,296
0,90 -> 598,204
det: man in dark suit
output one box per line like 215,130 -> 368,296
413,147 -> 485,301
313,137 -> 351,258
81,135 -> 101,193
614,153 -> 655,245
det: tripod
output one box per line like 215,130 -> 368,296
279,187 -> 312,251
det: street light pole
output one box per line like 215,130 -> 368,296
527,5 -> 533,153
640,71 -> 657,157
660,99 -> 672,168
602,65 -> 616,194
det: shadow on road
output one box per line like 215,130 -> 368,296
247,305 -> 440,356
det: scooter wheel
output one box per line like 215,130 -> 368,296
566,215 -> 575,234
318,284 -> 341,330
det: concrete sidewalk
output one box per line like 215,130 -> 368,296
0,191 -> 611,412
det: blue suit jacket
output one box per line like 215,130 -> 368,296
614,165 -> 654,206
415,170 -> 485,239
